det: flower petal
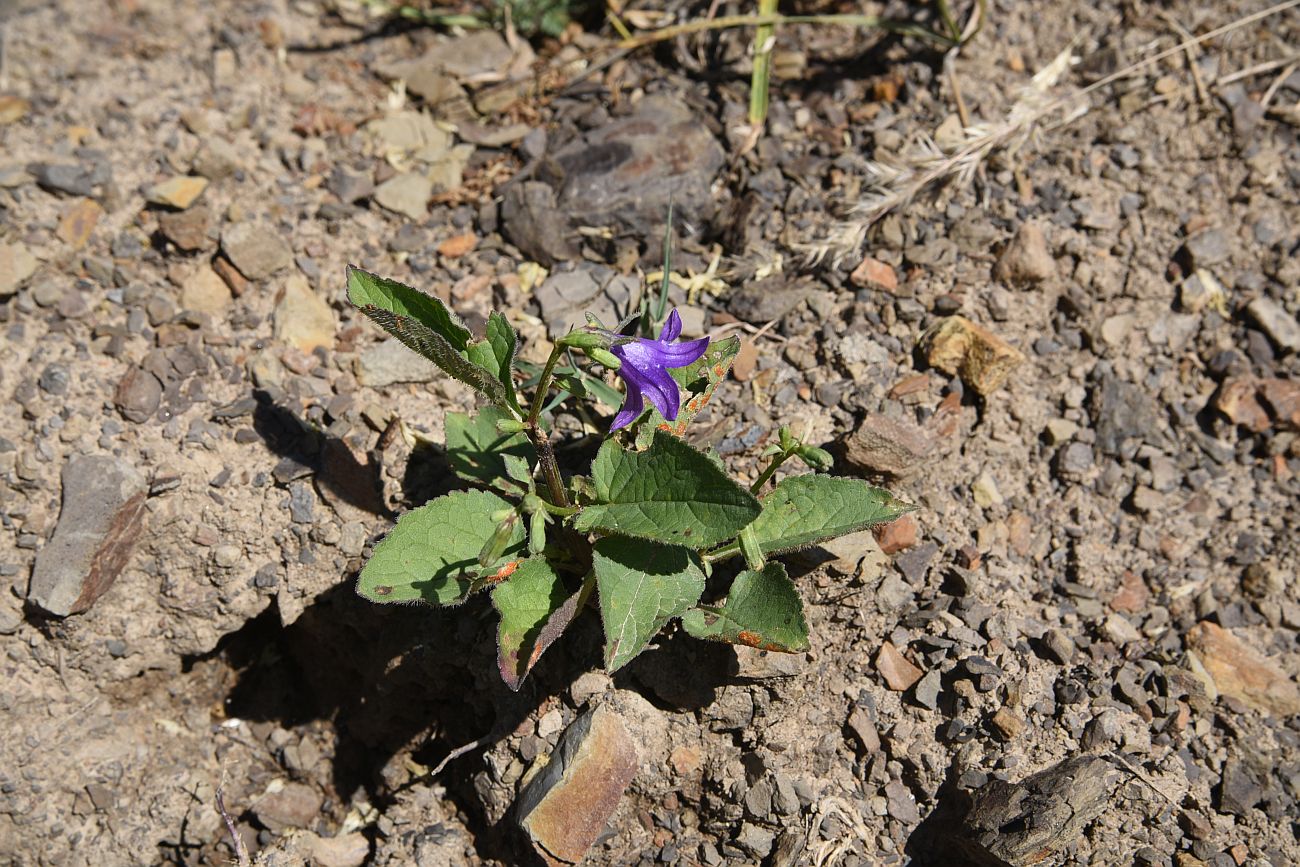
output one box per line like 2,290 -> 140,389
609,380 -> 645,430
652,336 -> 710,368
659,308 -> 682,343
634,365 -> 681,420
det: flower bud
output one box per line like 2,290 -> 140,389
478,512 -> 518,567
496,418 -> 527,434
586,348 -> 621,370
557,330 -> 609,351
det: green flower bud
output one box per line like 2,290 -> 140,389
586,348 -> 621,370
797,445 -> 834,471
557,330 -> 609,351
478,512 -> 518,567
496,418 -> 528,434
529,510 -> 548,555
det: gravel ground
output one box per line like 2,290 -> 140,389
1,0 -> 1298,865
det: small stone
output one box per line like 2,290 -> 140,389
0,242 -> 39,295
989,708 -> 1024,740
1110,571 -> 1149,613
1042,628 -> 1075,664
114,367 -> 163,423
356,338 -> 439,387
876,641 -> 924,691
872,514 -> 917,554
193,137 -> 244,179
253,781 -> 323,832
27,456 -> 148,617
221,222 -> 293,281
157,206 -> 211,251
326,165 -> 374,203
31,163 -> 96,197
179,266 -> 232,314
1179,269 -> 1227,314
516,704 -> 639,866
437,232 -> 478,258
501,181 -> 578,264
893,541 -> 938,584
850,256 -> 898,291
884,779 -> 920,824
1044,418 -> 1078,445
1183,228 -> 1230,268
56,198 -> 103,249
995,222 -> 1056,284
1257,378 -> 1300,430
38,364 -> 71,396
846,706 -> 881,753
1130,485 -> 1162,514
1102,613 -> 1141,645
914,670 -> 942,710
922,316 -> 1026,396
373,172 -> 432,221
736,823 -> 775,858
840,414 -> 930,478
1246,296 -> 1300,353
287,480 -> 316,523
302,832 -> 369,867
0,95 -> 31,124
1217,756 -> 1266,818
211,254 -> 250,297
274,275 -> 335,353
146,176 -> 208,210
1100,312 -> 1136,346
1186,621 -> 1300,716
971,472 -> 1003,508
570,671 -> 613,706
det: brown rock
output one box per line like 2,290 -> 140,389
211,254 -> 250,297
0,95 -> 31,125
1257,378 -> 1300,430
27,456 -> 149,617
273,275 -> 335,353
873,514 -> 918,554
114,366 -> 163,423
437,232 -> 478,258
850,256 -> 898,292
840,414 -> 930,478
1186,621 -> 1300,717
516,704 -> 639,866
1109,570 -> 1149,614
221,221 -> 293,280
57,198 -> 103,249
253,781 -> 323,832
989,708 -> 1024,740
158,206 -> 211,251
1215,378 -> 1271,432
731,339 -> 758,382
922,316 -> 1025,396
995,221 -> 1056,284
846,706 -> 881,753
876,641 -> 924,691
179,265 -> 232,314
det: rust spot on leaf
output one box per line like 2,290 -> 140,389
737,630 -> 763,647
712,364 -> 725,377
658,423 -> 673,432
486,560 -> 521,584
374,585 -> 393,596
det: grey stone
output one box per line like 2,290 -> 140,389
1042,628 -> 1075,664
884,779 -> 920,824
38,364 -> 70,396
327,165 -> 374,204
220,222 -> 293,281
253,782 -> 323,832
27,456 -> 149,617
726,277 -> 812,325
1246,296 -> 1300,353
533,264 -> 638,339
735,823 -> 775,858
501,181 -> 578,264
894,541 -> 939,584
113,367 -> 163,423
1218,756 -> 1267,817
373,172 -> 432,221
288,480 -> 317,523
1092,375 -> 1167,457
1183,228 -> 1230,267
356,339 -> 440,387
914,670 -> 942,710
30,162 -> 96,197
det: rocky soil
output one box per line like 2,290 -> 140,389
1,0 -> 1298,865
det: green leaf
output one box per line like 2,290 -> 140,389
593,537 -> 706,671
746,474 -> 915,556
574,431 -> 761,549
466,311 -> 521,413
357,490 -> 525,606
445,407 -> 534,490
681,562 -> 809,652
632,336 -> 741,449
346,266 -> 513,409
492,557 -> 585,690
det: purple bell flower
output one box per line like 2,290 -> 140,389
609,309 -> 710,430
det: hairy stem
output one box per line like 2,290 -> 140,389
525,344 -> 571,508
750,452 -> 792,494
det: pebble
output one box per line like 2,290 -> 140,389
0,242 -> 39,295
876,641 -> 924,691
840,414 -> 931,478
253,781 -> 323,832
1245,296 -> 1300,353
373,172 -> 432,221
989,708 -> 1024,740
501,181 -> 577,264
872,514 -> 917,554
1042,628 -> 1075,664
1186,621 -> 1300,716
146,176 -> 208,210
922,316 -> 1025,396
913,670 -> 942,710
56,198 -> 103,249
1179,269 -> 1226,314
850,256 -> 898,292
327,165 -> 375,204
31,162 -> 97,197
38,364 -> 71,396
995,222 -> 1056,284
221,222 -> 294,281
193,137 -> 244,179
1183,228 -> 1230,268
287,480 -> 316,523
27,455 -> 149,617
179,266 -> 233,314
971,472 -> 1003,507
157,207 -> 211,251
355,339 -> 439,387
273,275 -> 335,353
883,779 -> 920,824
113,367 -> 163,423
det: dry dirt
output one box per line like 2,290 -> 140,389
1,0 -> 1298,865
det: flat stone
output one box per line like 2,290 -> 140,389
146,176 -> 208,210
516,703 -> 639,866
301,832 -> 369,867
972,472 -> 1003,507
533,264 -> 638,338
157,206 -> 211,251
501,181 -> 578,264
850,256 -> 899,291
373,172 -> 432,221
914,669 -> 942,710
725,277 -> 812,325
1092,375 -> 1168,456
221,222 -> 293,280
441,30 -> 515,80
253,781 -> 323,832
846,706 -> 881,753
0,95 -> 30,124
193,137 -> 244,179
326,165 -> 374,204
1246,296 -> 1300,353
922,316 -> 1026,396
27,456 -> 149,617
355,338 -> 439,387
367,110 -> 452,157
876,640 -> 924,691
1179,269 -> 1227,314
1186,621 -> 1300,717
1217,756 -> 1267,818
31,162 -> 96,197
114,366 -> 163,423
273,275 -> 335,353
179,265 -> 232,314
56,198 -> 103,249
1257,378 -> 1300,430
884,779 -> 920,824
873,514 -> 917,554
840,414 -> 930,478
1183,228 -> 1231,268
995,221 -> 1056,284
0,242 -> 39,295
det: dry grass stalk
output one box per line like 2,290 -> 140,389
805,0 -> 1300,268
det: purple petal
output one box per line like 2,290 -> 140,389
659,308 -> 682,342
609,380 -> 645,430
631,365 -> 680,420
651,336 -> 709,368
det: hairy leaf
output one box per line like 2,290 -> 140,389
357,490 -> 525,605
466,311 -> 521,413
574,431 -> 761,549
445,407 -> 533,490
492,558 -> 585,690
681,562 -> 809,652
593,537 -> 706,671
746,474 -> 915,556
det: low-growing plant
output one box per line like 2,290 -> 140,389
345,253 -> 913,688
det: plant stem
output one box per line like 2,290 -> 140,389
526,344 -> 571,508
749,0 -> 778,127
750,452 -> 791,494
